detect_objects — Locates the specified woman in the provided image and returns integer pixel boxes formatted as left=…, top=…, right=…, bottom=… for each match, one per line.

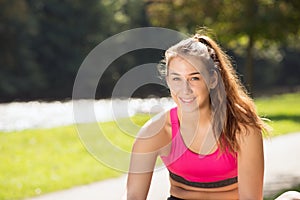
left=126, top=33, right=269, bottom=200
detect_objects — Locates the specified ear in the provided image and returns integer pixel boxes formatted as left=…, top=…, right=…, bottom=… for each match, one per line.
left=209, top=70, right=218, bottom=89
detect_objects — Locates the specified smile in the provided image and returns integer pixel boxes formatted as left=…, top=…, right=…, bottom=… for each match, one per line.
left=179, top=97, right=196, bottom=103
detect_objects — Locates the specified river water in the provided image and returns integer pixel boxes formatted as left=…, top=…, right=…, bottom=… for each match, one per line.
left=0, top=98, right=175, bottom=132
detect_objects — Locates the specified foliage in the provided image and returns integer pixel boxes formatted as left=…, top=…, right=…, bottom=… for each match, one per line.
left=146, top=0, right=300, bottom=91
left=146, top=0, right=300, bottom=43
left=0, top=0, right=44, bottom=98
left=28, top=0, right=114, bottom=98
left=0, top=0, right=151, bottom=102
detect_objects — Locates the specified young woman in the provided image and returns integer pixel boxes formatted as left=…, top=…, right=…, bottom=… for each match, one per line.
left=126, top=33, right=270, bottom=200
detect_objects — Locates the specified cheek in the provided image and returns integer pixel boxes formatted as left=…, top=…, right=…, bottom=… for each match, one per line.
left=170, top=91, right=180, bottom=104
left=170, top=90, right=178, bottom=99
left=168, top=82, right=182, bottom=95
left=192, top=82, right=209, bottom=94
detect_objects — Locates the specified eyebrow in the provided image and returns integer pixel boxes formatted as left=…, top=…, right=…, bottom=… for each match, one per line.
left=169, top=72, right=201, bottom=76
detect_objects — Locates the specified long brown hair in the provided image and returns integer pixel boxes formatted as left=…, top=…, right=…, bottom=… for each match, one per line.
left=159, top=32, right=270, bottom=153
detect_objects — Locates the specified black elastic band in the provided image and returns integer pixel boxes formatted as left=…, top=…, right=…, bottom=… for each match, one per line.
left=169, top=171, right=237, bottom=188
left=167, top=195, right=183, bottom=200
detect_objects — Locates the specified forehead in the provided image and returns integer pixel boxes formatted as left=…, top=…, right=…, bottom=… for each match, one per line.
left=168, top=56, right=207, bottom=75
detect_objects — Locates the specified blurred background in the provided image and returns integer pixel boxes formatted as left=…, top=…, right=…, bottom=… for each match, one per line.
left=1, top=0, right=300, bottom=102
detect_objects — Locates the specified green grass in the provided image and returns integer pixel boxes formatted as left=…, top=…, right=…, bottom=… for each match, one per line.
left=255, top=92, right=300, bottom=136
left=0, top=93, right=299, bottom=199
left=0, top=114, right=151, bottom=200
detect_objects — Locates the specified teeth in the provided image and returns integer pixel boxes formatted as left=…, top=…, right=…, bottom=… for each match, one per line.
left=180, top=98, right=195, bottom=103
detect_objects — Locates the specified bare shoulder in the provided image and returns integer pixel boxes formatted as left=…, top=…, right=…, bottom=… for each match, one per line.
left=138, top=110, right=170, bottom=138
left=133, top=110, right=172, bottom=154
left=236, top=125, right=263, bottom=147
left=236, top=124, right=263, bottom=154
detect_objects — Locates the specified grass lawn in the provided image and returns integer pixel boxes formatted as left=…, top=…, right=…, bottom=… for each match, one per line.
left=0, top=92, right=299, bottom=199
left=255, top=92, right=300, bottom=136
left=0, top=115, right=150, bottom=200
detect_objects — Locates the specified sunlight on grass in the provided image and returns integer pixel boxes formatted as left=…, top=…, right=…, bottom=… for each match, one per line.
left=0, top=113, right=152, bottom=200
left=100, top=114, right=151, bottom=150
left=255, top=93, right=300, bottom=136
left=0, top=125, right=121, bottom=199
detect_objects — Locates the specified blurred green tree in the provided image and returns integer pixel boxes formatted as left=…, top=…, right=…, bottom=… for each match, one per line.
left=96, top=0, right=155, bottom=99
left=0, top=0, right=45, bottom=100
left=1, top=0, right=299, bottom=101
left=28, top=0, right=114, bottom=99
left=146, top=0, right=300, bottom=93
left=0, top=0, right=155, bottom=101
left=0, top=0, right=116, bottom=101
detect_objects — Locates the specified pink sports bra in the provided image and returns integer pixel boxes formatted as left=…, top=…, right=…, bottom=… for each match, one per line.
left=160, top=107, right=238, bottom=188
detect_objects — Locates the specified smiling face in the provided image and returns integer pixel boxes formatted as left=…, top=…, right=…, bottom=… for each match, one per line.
left=167, top=56, right=211, bottom=113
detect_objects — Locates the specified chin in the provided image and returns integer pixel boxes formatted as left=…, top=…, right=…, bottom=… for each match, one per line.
left=178, top=101, right=199, bottom=113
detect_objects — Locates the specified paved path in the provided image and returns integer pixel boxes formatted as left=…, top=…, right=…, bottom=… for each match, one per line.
left=27, top=132, right=300, bottom=200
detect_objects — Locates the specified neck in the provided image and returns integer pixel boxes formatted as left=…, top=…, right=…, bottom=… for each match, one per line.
left=177, top=106, right=212, bottom=127
left=177, top=106, right=217, bottom=154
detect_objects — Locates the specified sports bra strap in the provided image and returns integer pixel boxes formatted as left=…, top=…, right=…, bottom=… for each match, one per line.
left=170, top=107, right=179, bottom=139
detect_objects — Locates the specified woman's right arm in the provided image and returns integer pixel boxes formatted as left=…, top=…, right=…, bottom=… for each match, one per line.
left=126, top=139, right=158, bottom=200
left=126, top=112, right=170, bottom=200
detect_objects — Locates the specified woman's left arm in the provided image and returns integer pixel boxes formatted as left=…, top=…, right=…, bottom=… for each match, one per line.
left=237, top=127, right=264, bottom=200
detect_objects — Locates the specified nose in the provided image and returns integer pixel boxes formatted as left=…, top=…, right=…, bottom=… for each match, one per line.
left=183, top=80, right=193, bottom=94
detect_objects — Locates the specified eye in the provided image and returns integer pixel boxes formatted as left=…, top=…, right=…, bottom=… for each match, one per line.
left=172, top=77, right=181, bottom=81
left=190, top=76, right=200, bottom=81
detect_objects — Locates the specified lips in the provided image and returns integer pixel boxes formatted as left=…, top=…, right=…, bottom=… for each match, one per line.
left=179, top=97, right=196, bottom=103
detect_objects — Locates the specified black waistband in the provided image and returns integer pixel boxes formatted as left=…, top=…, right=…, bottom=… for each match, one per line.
left=167, top=195, right=183, bottom=200
left=169, top=171, right=238, bottom=188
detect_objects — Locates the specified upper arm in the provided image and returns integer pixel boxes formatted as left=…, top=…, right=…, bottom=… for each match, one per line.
left=237, top=127, right=264, bottom=200
left=126, top=112, right=170, bottom=199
